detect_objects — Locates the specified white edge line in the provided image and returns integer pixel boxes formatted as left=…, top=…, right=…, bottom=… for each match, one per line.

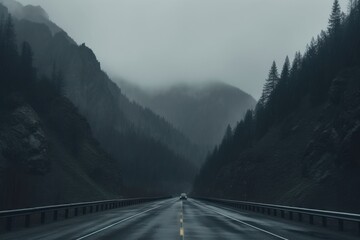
left=192, top=200, right=289, bottom=240
left=75, top=201, right=167, bottom=240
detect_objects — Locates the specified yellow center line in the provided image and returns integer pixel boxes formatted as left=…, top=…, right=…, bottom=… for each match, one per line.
left=180, top=227, right=184, bottom=236
left=179, top=201, right=185, bottom=240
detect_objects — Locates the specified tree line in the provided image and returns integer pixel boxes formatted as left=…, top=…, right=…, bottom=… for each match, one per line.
left=0, top=12, right=64, bottom=114
left=193, top=0, right=360, bottom=192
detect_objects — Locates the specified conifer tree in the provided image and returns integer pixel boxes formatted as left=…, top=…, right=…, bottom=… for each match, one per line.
left=52, top=63, right=65, bottom=95
left=20, top=41, right=35, bottom=90
left=4, top=16, right=17, bottom=57
left=223, top=124, right=233, bottom=142
left=262, top=61, right=279, bottom=104
left=328, top=0, right=342, bottom=35
left=290, top=52, right=302, bottom=78
left=280, top=56, right=290, bottom=82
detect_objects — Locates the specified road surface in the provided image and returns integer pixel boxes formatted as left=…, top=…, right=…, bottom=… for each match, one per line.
left=1, top=198, right=358, bottom=239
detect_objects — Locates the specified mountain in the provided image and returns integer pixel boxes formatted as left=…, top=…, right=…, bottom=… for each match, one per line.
left=0, top=0, right=199, bottom=195
left=193, top=1, right=360, bottom=213
left=117, top=80, right=256, bottom=147
left=0, top=0, right=65, bottom=36
left=0, top=5, right=123, bottom=209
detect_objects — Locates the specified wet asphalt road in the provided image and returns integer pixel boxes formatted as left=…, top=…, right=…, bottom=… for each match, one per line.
left=1, top=198, right=358, bottom=240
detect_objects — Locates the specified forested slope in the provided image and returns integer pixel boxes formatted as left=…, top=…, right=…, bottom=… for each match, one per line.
left=193, top=0, right=360, bottom=212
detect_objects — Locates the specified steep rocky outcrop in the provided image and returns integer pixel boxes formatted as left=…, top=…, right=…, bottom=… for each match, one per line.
left=0, top=105, right=49, bottom=175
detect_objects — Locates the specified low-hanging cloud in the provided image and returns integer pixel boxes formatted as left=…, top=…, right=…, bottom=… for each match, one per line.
left=18, top=0, right=348, bottom=99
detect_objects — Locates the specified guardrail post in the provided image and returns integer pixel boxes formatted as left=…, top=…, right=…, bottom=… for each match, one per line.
left=83, top=207, right=86, bottom=215
left=273, top=209, right=277, bottom=216
left=53, top=210, right=58, bottom=221
left=298, top=213, right=303, bottom=222
left=309, top=215, right=314, bottom=225
left=65, top=209, right=69, bottom=219
left=289, top=211, right=293, bottom=220
left=338, top=219, right=344, bottom=231
left=74, top=208, right=78, bottom=217
left=41, top=212, right=45, bottom=224
left=281, top=210, right=284, bottom=218
left=322, top=216, right=327, bottom=227
left=6, top=217, right=12, bottom=231
left=25, top=214, right=30, bottom=228
left=90, top=206, right=93, bottom=213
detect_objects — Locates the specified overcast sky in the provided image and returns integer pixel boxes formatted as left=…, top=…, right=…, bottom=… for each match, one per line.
left=18, top=0, right=348, bottom=99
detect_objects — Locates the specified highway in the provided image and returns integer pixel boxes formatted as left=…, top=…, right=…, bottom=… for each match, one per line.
left=1, top=198, right=358, bottom=240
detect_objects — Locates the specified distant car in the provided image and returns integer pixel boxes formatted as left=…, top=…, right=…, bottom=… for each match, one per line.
left=180, top=193, right=187, bottom=200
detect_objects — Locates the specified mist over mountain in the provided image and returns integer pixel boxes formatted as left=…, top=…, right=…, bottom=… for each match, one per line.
left=0, top=0, right=201, bottom=196
left=0, top=0, right=64, bottom=36
left=117, top=80, right=256, bottom=147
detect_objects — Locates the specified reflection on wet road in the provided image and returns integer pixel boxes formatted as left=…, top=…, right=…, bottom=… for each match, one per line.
left=1, top=198, right=358, bottom=240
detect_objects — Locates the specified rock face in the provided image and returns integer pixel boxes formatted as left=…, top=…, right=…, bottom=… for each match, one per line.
left=0, top=105, right=49, bottom=175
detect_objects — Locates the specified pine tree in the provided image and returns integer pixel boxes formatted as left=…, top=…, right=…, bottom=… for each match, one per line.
left=290, top=52, right=302, bottom=78
left=52, top=63, right=65, bottom=95
left=4, top=16, right=17, bottom=57
left=261, top=61, right=279, bottom=104
left=21, top=42, right=33, bottom=65
left=280, top=56, right=290, bottom=82
left=328, top=0, right=342, bottom=35
left=20, top=41, right=35, bottom=90
left=223, top=124, right=233, bottom=142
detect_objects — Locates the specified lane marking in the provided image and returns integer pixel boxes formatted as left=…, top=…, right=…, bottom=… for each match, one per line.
left=179, top=200, right=185, bottom=240
left=192, top=200, right=288, bottom=240
left=180, top=227, right=184, bottom=237
left=76, top=200, right=171, bottom=240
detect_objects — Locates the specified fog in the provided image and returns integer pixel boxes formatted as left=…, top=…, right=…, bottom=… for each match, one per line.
left=18, top=0, right=348, bottom=99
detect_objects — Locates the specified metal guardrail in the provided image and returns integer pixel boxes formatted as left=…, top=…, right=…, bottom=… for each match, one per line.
left=0, top=196, right=168, bottom=232
left=196, top=197, right=360, bottom=234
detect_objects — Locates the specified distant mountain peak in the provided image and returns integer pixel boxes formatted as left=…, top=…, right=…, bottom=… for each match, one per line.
left=22, top=4, right=49, bottom=20
left=116, top=79, right=256, bottom=146
left=0, top=0, right=63, bottom=35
